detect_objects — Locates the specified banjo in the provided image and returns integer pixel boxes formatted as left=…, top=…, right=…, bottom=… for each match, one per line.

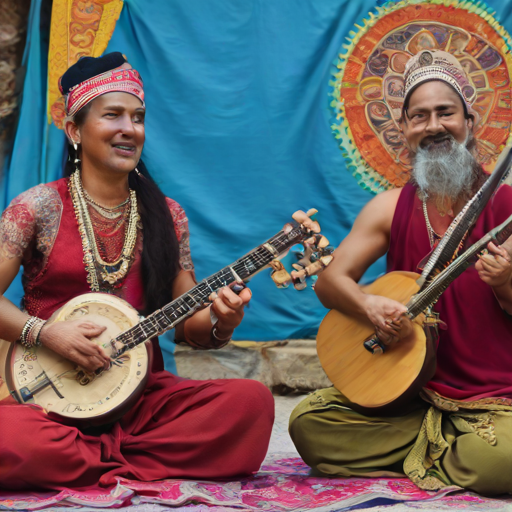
left=0, top=210, right=331, bottom=427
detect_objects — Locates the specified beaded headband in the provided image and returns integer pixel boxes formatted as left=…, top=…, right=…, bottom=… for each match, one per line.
left=62, top=66, right=145, bottom=118
left=403, top=50, right=475, bottom=112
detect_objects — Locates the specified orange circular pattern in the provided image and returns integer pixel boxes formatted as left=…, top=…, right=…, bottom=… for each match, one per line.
left=330, top=1, right=512, bottom=192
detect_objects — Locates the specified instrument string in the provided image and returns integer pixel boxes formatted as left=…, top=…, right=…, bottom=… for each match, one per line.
left=114, top=225, right=307, bottom=349
left=409, top=215, right=512, bottom=318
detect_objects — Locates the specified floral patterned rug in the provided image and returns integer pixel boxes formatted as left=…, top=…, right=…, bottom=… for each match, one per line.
left=2, top=396, right=512, bottom=511
left=2, top=453, right=511, bottom=511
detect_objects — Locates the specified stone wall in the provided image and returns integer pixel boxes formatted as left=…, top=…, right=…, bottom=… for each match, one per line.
left=175, top=339, right=331, bottom=393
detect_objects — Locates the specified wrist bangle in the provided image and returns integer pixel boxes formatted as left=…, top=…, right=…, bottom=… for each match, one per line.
left=211, top=326, right=232, bottom=347
left=19, top=316, right=46, bottom=349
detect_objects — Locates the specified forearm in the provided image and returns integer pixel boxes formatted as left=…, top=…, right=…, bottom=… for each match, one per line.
left=315, top=273, right=370, bottom=322
left=175, top=306, right=233, bottom=348
left=0, top=295, right=31, bottom=343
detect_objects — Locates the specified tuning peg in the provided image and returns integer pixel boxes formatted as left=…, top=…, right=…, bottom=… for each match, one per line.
left=291, top=269, right=308, bottom=290
left=319, top=254, right=334, bottom=267
left=302, top=236, right=316, bottom=246
left=316, top=235, right=330, bottom=249
left=292, top=209, right=321, bottom=233
left=269, top=259, right=292, bottom=288
left=302, top=254, right=333, bottom=278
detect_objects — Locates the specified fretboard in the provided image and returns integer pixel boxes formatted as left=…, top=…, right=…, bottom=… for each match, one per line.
left=407, top=213, right=512, bottom=319
left=113, top=221, right=309, bottom=352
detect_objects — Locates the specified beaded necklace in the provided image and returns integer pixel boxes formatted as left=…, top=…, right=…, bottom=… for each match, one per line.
left=69, top=169, right=140, bottom=291
left=422, top=198, right=467, bottom=263
left=422, top=199, right=442, bottom=248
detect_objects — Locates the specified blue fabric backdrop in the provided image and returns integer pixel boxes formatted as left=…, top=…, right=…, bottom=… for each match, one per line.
left=3, top=0, right=512, bottom=370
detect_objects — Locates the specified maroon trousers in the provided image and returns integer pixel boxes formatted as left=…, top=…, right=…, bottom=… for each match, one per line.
left=0, top=371, right=274, bottom=490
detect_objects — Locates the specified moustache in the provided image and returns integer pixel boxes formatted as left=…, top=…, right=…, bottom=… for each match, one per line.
left=419, top=134, right=454, bottom=150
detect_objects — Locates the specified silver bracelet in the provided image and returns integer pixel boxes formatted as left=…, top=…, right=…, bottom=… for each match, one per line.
left=211, top=326, right=232, bottom=343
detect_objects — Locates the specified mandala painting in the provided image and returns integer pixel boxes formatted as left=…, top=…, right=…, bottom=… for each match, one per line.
left=330, top=0, right=512, bottom=193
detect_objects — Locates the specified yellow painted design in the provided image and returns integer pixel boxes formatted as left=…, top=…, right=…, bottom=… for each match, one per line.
left=47, top=0, right=124, bottom=128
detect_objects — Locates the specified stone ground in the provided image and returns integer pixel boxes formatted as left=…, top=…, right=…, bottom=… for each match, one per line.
left=267, top=394, right=304, bottom=456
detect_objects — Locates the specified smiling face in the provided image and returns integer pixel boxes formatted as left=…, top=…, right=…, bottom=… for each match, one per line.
left=401, top=81, right=482, bottom=206
left=66, top=91, right=145, bottom=176
left=400, top=80, right=473, bottom=154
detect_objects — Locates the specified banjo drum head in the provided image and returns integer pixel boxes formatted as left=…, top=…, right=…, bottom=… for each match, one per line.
left=7, top=293, right=149, bottom=426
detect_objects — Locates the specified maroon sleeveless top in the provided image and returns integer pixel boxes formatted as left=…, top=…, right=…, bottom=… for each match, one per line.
left=388, top=182, right=512, bottom=400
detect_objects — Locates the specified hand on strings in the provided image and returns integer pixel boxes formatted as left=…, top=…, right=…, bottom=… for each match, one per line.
left=364, top=294, right=413, bottom=346
left=39, top=320, right=110, bottom=373
left=209, top=286, right=252, bottom=339
left=476, top=241, right=512, bottom=288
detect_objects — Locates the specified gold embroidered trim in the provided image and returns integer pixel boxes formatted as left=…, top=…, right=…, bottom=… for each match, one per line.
left=450, top=412, right=498, bottom=446
left=404, top=407, right=451, bottom=490
left=421, top=388, right=512, bottom=412
left=405, top=391, right=512, bottom=490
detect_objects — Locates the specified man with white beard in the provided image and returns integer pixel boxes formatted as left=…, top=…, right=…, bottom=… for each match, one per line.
left=289, top=50, right=512, bottom=494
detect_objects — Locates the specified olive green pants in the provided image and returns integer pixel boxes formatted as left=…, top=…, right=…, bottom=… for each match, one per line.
left=289, top=387, right=512, bottom=495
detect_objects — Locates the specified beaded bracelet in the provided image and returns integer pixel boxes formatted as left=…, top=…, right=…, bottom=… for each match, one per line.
left=19, top=316, right=46, bottom=348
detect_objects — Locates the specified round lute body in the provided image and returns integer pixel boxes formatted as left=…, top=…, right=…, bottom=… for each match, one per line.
left=1, top=293, right=149, bottom=427
left=317, top=271, right=437, bottom=416
left=0, top=210, right=332, bottom=427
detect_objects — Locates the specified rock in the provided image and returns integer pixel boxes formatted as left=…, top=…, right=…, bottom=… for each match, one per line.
left=175, top=339, right=331, bottom=393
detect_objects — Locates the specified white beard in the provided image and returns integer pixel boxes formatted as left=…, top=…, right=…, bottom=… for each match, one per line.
left=412, top=135, right=478, bottom=203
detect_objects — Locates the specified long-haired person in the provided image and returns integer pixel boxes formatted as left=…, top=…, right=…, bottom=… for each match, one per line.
left=0, top=52, right=273, bottom=490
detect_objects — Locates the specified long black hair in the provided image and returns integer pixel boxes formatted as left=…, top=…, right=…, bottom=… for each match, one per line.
left=64, top=107, right=181, bottom=316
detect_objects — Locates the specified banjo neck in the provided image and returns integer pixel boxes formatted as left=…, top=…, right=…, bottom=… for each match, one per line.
left=113, top=221, right=309, bottom=354
left=3, top=209, right=331, bottom=427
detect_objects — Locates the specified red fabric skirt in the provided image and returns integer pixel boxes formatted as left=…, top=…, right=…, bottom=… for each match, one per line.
left=0, top=371, right=274, bottom=490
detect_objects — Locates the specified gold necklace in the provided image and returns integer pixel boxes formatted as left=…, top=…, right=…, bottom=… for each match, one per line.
left=83, top=188, right=130, bottom=219
left=69, top=170, right=140, bottom=290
